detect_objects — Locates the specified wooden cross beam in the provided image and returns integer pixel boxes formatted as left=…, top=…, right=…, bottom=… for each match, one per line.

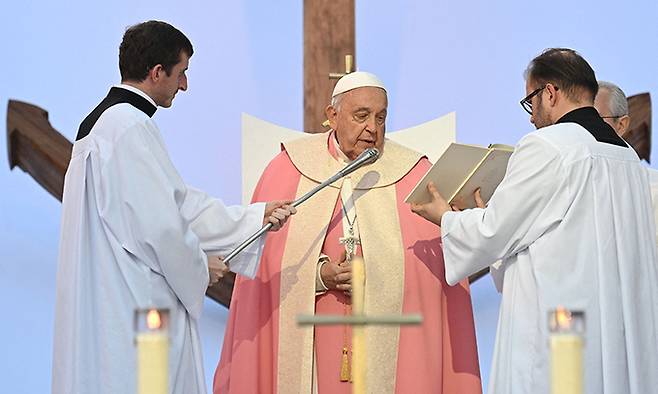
left=7, top=100, right=72, bottom=200
left=625, top=93, right=652, bottom=163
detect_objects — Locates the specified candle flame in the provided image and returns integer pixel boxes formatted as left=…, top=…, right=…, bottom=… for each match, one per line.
left=146, top=309, right=162, bottom=330
left=555, top=306, right=572, bottom=330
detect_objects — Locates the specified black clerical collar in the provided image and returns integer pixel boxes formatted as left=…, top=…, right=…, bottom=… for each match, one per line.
left=555, top=106, right=628, bottom=147
left=76, top=87, right=157, bottom=141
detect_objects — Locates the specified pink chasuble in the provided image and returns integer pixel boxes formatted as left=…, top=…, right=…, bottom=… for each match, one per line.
left=215, top=132, right=481, bottom=394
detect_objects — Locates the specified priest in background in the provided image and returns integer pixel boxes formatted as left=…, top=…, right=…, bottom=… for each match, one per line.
left=215, top=72, right=482, bottom=393
left=412, top=48, right=658, bottom=393
left=53, top=21, right=295, bottom=394
left=594, top=80, right=658, bottom=247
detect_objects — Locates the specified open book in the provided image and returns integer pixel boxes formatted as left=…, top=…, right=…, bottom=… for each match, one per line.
left=405, top=143, right=514, bottom=209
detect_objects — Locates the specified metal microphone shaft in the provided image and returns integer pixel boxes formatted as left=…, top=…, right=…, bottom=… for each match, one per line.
left=223, top=147, right=379, bottom=265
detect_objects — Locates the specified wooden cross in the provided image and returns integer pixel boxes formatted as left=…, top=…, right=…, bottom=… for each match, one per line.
left=297, top=257, right=423, bottom=394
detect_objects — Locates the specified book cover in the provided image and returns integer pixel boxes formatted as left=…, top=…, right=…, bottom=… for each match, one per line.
left=405, top=142, right=513, bottom=209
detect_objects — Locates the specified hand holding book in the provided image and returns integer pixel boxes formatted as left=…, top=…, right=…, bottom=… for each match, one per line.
left=451, top=187, right=487, bottom=210
left=410, top=182, right=486, bottom=226
left=405, top=142, right=513, bottom=210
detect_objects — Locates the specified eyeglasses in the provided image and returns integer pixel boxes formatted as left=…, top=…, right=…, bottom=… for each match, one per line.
left=520, top=86, right=545, bottom=114
left=601, top=114, right=627, bottom=119
left=520, top=84, right=559, bottom=115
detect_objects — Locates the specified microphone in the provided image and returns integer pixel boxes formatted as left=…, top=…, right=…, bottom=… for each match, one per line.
left=223, top=147, right=380, bottom=265
left=335, top=147, right=380, bottom=179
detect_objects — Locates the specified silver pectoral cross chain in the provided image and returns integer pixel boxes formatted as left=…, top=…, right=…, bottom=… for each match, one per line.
left=339, top=182, right=359, bottom=263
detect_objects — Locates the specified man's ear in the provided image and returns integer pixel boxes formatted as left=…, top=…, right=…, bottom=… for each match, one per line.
left=325, top=105, right=338, bottom=130
left=546, top=83, right=559, bottom=107
left=147, top=64, right=164, bottom=83
left=618, top=114, right=631, bottom=137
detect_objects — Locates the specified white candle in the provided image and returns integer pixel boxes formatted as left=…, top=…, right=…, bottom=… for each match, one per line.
left=351, top=257, right=366, bottom=394
left=135, top=309, right=169, bottom=394
left=549, top=307, right=584, bottom=394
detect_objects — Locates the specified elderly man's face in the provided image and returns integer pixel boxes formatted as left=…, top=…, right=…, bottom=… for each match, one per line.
left=326, top=87, right=387, bottom=161
left=594, top=88, right=629, bottom=136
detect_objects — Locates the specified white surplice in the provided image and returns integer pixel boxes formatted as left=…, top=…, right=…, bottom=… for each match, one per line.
left=441, top=122, right=658, bottom=393
left=648, top=168, right=658, bottom=247
left=52, top=95, right=265, bottom=394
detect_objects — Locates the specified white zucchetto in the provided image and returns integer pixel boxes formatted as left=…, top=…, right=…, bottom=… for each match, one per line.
left=332, top=71, right=386, bottom=98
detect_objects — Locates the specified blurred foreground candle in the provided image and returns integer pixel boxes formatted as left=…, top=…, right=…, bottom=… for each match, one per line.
left=548, top=307, right=584, bottom=394
left=135, top=308, right=169, bottom=394
left=351, top=257, right=366, bottom=394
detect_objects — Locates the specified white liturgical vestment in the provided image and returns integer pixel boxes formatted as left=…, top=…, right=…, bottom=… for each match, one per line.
left=52, top=86, right=265, bottom=394
left=441, top=110, right=658, bottom=394
left=647, top=168, right=658, bottom=246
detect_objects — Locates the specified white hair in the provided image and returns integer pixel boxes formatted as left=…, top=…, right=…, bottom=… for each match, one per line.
left=598, top=81, right=629, bottom=117
left=331, top=92, right=344, bottom=109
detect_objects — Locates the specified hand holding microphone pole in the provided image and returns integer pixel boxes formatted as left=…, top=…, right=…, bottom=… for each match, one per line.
left=263, top=201, right=298, bottom=231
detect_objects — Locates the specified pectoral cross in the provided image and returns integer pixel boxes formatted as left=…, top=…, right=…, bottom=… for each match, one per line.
left=339, top=225, right=360, bottom=263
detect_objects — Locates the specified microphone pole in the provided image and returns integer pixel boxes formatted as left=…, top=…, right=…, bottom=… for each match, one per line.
left=223, top=147, right=380, bottom=265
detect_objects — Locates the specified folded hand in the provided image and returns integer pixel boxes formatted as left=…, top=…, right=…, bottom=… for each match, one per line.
left=320, top=250, right=352, bottom=295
